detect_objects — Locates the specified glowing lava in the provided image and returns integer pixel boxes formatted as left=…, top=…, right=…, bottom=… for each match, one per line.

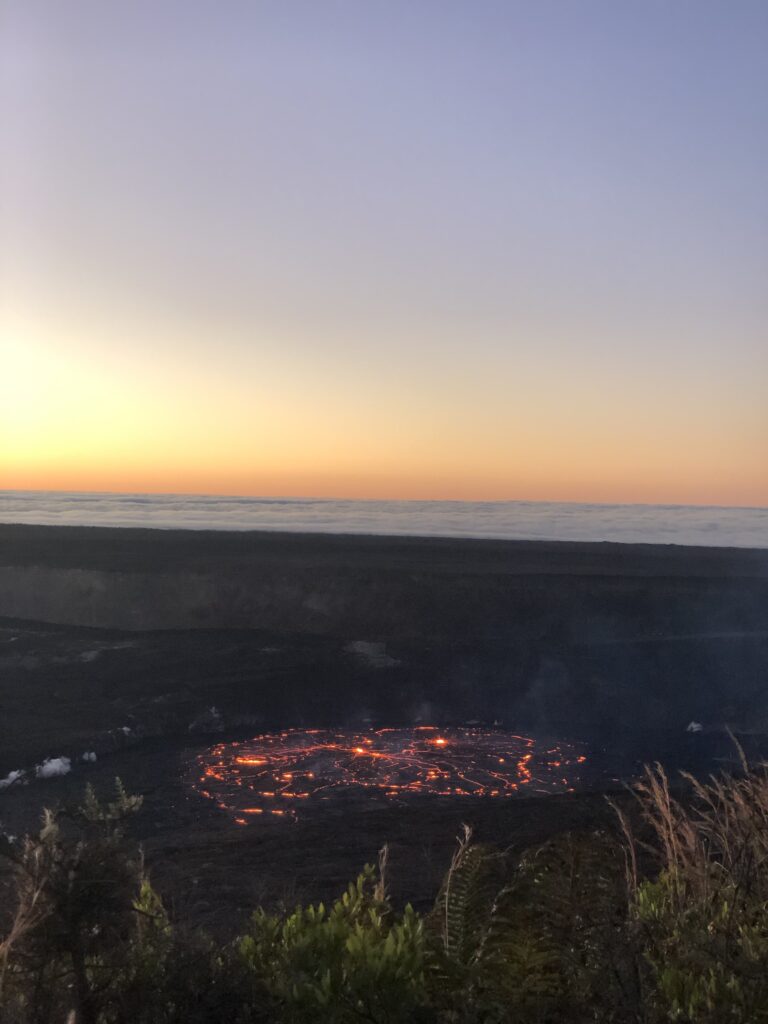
left=192, top=727, right=591, bottom=825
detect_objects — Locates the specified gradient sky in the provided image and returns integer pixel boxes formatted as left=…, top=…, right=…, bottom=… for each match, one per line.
left=2, top=0, right=767, bottom=504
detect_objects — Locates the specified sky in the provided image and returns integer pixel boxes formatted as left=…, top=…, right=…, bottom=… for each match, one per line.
left=1, top=0, right=766, bottom=505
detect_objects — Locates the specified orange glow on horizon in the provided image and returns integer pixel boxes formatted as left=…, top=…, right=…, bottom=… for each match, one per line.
left=3, top=474, right=766, bottom=508
left=2, top=320, right=766, bottom=508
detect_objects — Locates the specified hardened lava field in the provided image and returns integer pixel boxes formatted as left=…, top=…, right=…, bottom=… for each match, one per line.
left=193, top=727, right=590, bottom=825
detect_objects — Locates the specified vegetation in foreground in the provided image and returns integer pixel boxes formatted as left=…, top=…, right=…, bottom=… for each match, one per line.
left=3, top=755, right=768, bottom=1023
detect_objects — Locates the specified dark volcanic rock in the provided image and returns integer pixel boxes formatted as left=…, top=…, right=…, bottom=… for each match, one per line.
left=0, top=525, right=766, bottom=640
left=1, top=527, right=767, bottom=917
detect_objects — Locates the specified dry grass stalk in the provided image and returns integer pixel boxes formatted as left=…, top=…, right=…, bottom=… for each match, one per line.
left=616, top=749, right=768, bottom=909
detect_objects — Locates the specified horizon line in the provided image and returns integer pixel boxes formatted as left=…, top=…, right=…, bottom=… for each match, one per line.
left=2, top=487, right=766, bottom=514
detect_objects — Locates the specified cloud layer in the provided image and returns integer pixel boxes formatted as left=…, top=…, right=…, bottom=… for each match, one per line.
left=1, top=491, right=766, bottom=548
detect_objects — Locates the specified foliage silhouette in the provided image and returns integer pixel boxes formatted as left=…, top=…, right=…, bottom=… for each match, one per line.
left=4, top=761, right=768, bottom=1022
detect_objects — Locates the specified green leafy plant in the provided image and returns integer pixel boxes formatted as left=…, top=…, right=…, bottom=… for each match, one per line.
left=239, top=850, right=432, bottom=1023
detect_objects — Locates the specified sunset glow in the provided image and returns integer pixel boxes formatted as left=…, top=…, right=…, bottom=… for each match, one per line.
left=2, top=2, right=766, bottom=506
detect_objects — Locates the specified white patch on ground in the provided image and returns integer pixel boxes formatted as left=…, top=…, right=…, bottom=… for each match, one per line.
left=81, top=751, right=97, bottom=762
left=36, top=757, right=72, bottom=779
left=686, top=721, right=703, bottom=733
left=0, top=769, right=25, bottom=790
left=80, top=650, right=100, bottom=663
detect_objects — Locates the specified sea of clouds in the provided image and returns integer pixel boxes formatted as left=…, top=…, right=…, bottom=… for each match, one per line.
left=1, top=491, right=766, bottom=548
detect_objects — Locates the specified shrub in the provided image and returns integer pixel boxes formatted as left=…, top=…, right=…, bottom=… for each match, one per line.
left=238, top=851, right=432, bottom=1024
left=0, top=781, right=143, bottom=1024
